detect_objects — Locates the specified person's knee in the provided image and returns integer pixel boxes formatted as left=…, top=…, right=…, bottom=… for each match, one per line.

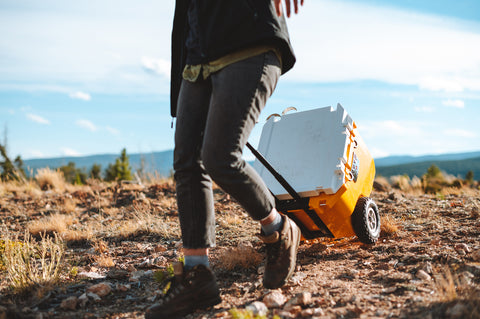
left=202, top=148, right=240, bottom=182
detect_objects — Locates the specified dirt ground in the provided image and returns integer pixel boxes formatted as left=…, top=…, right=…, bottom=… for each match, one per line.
left=0, top=180, right=479, bottom=319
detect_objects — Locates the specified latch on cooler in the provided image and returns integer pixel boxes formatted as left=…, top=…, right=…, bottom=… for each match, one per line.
left=344, top=121, right=360, bottom=183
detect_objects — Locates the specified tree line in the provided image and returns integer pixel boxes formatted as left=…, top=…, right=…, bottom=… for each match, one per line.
left=0, top=145, right=133, bottom=184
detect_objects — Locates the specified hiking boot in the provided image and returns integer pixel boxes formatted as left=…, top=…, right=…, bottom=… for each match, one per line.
left=145, top=262, right=221, bottom=319
left=258, top=214, right=301, bottom=289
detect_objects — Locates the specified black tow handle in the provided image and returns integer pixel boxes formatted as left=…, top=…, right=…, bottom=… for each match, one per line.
left=246, top=142, right=301, bottom=201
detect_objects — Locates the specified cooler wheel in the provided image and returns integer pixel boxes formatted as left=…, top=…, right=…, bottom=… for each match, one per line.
left=352, top=197, right=380, bottom=244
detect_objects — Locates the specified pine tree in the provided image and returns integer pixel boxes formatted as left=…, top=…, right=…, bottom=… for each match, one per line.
left=0, top=144, right=25, bottom=181
left=89, top=164, right=102, bottom=180
left=58, top=162, right=87, bottom=185
left=104, top=148, right=132, bottom=182
left=466, top=170, right=474, bottom=184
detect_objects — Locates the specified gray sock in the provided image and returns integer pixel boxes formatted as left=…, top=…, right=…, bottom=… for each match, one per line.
left=184, top=255, right=209, bottom=270
left=261, top=212, right=283, bottom=236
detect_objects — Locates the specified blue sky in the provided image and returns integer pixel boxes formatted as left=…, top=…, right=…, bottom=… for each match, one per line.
left=1, top=0, right=479, bottom=160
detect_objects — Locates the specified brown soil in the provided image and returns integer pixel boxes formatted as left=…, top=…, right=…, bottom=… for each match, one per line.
left=1, top=181, right=479, bottom=319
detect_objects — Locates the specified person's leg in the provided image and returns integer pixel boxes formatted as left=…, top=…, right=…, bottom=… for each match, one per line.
left=146, top=78, right=221, bottom=319
left=173, top=78, right=216, bottom=267
left=201, top=51, right=280, bottom=221
left=201, top=51, right=300, bottom=289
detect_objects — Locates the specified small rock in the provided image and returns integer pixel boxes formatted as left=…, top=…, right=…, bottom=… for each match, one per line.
left=422, top=261, right=433, bottom=274
left=300, top=307, right=325, bottom=317
left=458, top=271, right=474, bottom=286
left=154, top=256, right=168, bottom=266
left=472, top=250, right=480, bottom=262
left=87, top=282, right=111, bottom=297
left=263, top=291, right=286, bottom=308
left=129, top=270, right=145, bottom=282
left=257, top=266, right=265, bottom=275
left=287, top=292, right=312, bottom=306
left=416, top=269, right=432, bottom=281
left=272, top=310, right=295, bottom=318
left=455, top=243, right=471, bottom=253
left=284, top=305, right=302, bottom=315
left=465, top=263, right=480, bottom=275
left=138, top=258, right=154, bottom=268
left=86, top=292, right=101, bottom=302
left=60, top=296, right=78, bottom=310
left=289, top=272, right=307, bottom=284
left=107, top=268, right=129, bottom=279
left=78, top=293, right=89, bottom=308
left=382, top=286, right=397, bottom=294
left=246, top=301, right=268, bottom=316
left=446, top=303, right=468, bottom=318
left=78, top=271, right=106, bottom=279
left=116, top=283, right=131, bottom=292
left=154, top=244, right=167, bottom=253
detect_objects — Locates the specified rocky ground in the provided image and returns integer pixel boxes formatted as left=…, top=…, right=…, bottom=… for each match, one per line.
left=0, top=180, right=479, bottom=319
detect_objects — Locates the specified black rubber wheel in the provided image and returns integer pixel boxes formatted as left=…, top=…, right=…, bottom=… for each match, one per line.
left=351, top=197, right=380, bottom=244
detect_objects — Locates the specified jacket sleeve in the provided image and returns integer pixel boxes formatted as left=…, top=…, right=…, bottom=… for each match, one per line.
left=170, top=0, right=189, bottom=118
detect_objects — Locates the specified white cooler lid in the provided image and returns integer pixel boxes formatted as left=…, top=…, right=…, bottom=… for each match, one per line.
left=253, top=104, right=354, bottom=199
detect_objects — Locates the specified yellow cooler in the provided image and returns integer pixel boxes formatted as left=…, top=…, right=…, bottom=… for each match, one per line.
left=251, top=104, right=380, bottom=244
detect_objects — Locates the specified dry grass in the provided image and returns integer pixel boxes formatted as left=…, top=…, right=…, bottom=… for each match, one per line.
left=431, top=265, right=480, bottom=319
left=35, top=168, right=66, bottom=192
left=91, top=240, right=115, bottom=268
left=216, top=242, right=263, bottom=270
left=93, top=255, right=116, bottom=268
left=390, top=175, right=412, bottom=192
left=380, top=215, right=399, bottom=237
left=27, top=213, right=76, bottom=237
left=218, top=212, right=244, bottom=228
left=62, top=197, right=78, bottom=214
left=440, top=186, right=479, bottom=197
left=116, top=210, right=180, bottom=239
left=433, top=266, right=458, bottom=302
left=62, top=227, right=96, bottom=243
left=0, top=180, right=43, bottom=198
left=2, top=231, right=65, bottom=292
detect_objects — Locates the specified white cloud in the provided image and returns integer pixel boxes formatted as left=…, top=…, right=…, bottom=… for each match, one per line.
left=76, top=119, right=97, bottom=132
left=414, top=106, right=435, bottom=113
left=141, top=56, right=170, bottom=77
left=443, top=129, right=476, bottom=138
left=442, top=99, right=465, bottom=108
left=418, top=77, right=464, bottom=92
left=0, top=1, right=174, bottom=95
left=28, top=150, right=45, bottom=158
left=364, top=120, right=423, bottom=137
left=26, top=113, right=50, bottom=125
left=106, top=126, right=120, bottom=136
left=69, top=91, right=91, bottom=101
left=370, top=147, right=390, bottom=159
left=61, top=147, right=81, bottom=157
left=285, top=1, right=480, bottom=91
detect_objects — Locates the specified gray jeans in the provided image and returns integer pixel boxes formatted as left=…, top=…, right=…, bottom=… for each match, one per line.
left=174, top=51, right=281, bottom=249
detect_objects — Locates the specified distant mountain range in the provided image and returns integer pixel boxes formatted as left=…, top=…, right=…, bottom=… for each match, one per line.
left=23, top=150, right=174, bottom=178
left=374, top=151, right=480, bottom=167
left=375, top=150, right=480, bottom=179
left=23, top=149, right=480, bottom=180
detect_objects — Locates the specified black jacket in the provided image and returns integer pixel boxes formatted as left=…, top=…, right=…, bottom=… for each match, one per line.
left=170, top=0, right=296, bottom=117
